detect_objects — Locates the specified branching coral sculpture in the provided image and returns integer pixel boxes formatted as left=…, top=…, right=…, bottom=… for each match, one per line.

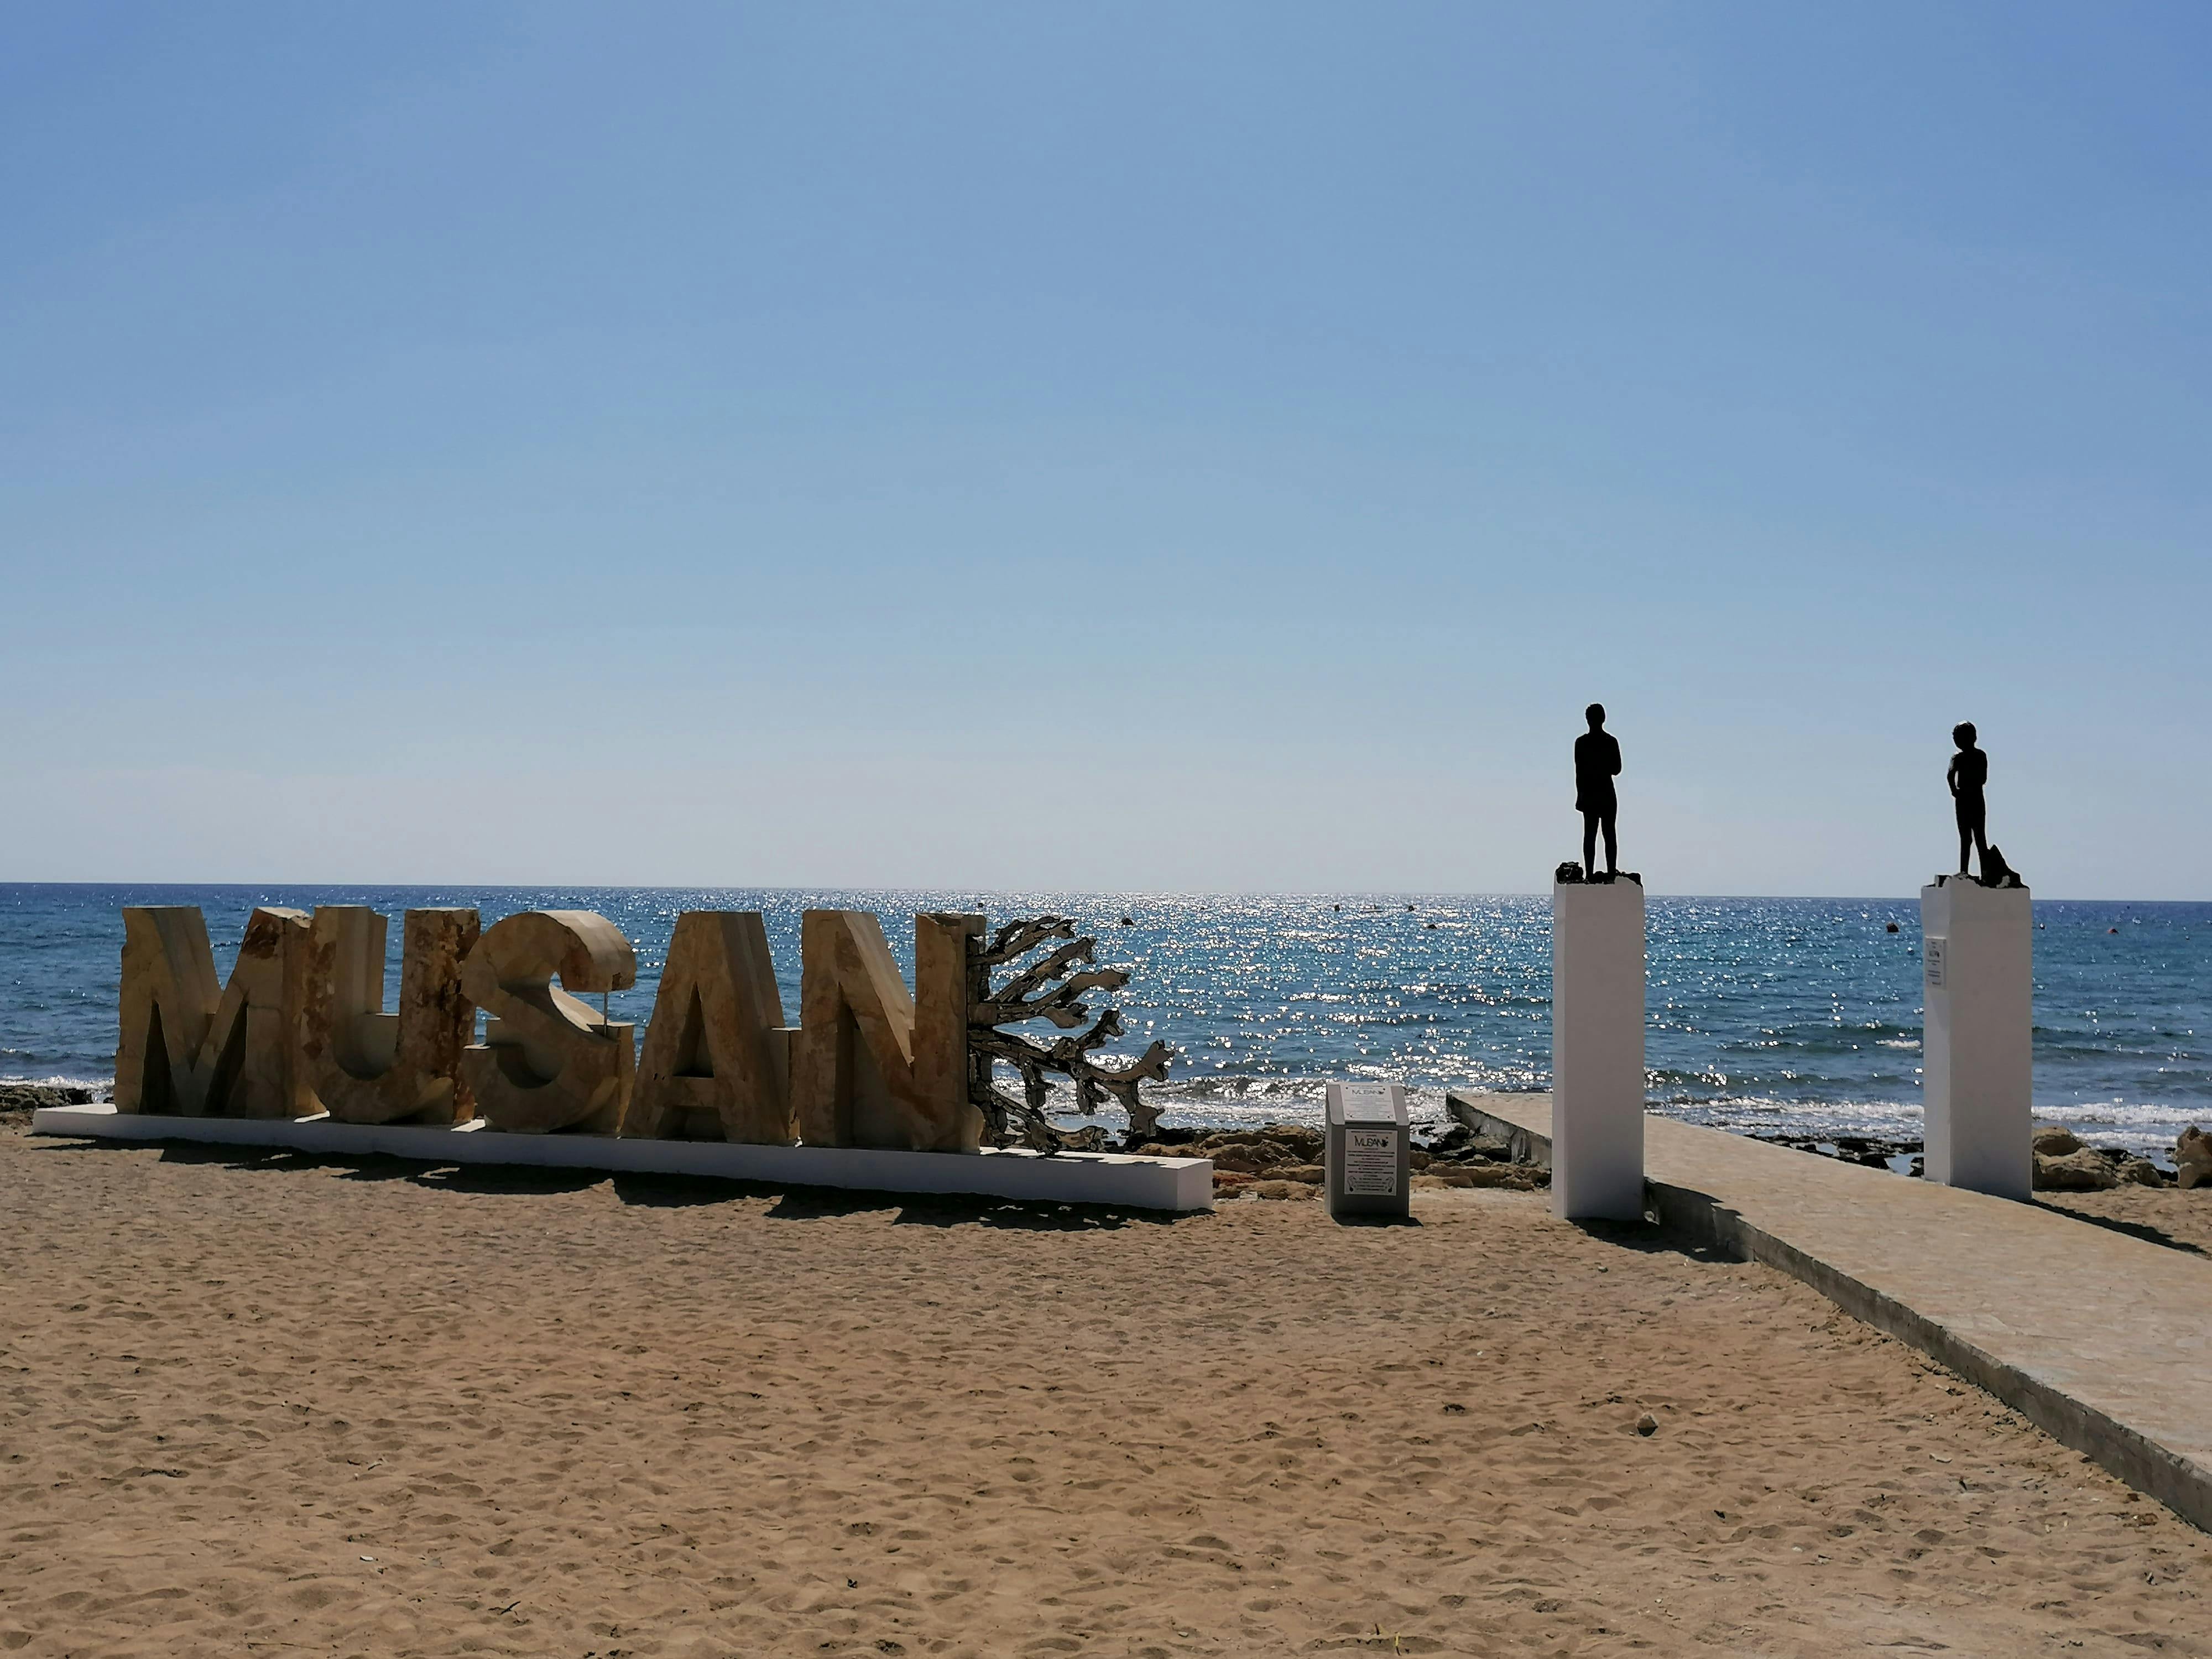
left=967, top=917, right=1173, bottom=1152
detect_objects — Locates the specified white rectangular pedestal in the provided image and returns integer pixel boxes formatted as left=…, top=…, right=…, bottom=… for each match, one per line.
left=1921, top=878, right=2032, bottom=1200
left=1551, top=880, right=1646, bottom=1221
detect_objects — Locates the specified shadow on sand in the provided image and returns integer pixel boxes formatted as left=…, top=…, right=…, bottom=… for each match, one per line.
left=1568, top=1210, right=1738, bottom=1265
left=1324, top=1211, right=1423, bottom=1228
left=32, top=1133, right=1194, bottom=1232
left=2034, top=1198, right=2206, bottom=1258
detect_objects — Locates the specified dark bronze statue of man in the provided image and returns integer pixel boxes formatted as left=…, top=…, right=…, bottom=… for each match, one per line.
left=1948, top=721, right=1990, bottom=879
left=1575, top=703, right=1621, bottom=879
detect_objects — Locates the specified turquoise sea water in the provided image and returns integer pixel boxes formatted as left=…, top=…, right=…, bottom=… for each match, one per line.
left=3, top=884, right=2206, bottom=1161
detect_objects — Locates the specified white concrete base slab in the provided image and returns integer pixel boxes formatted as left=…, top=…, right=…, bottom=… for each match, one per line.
left=31, top=1106, right=1214, bottom=1213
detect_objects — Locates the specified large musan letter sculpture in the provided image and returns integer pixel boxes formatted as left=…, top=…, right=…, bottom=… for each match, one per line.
left=624, top=910, right=798, bottom=1144
left=302, top=906, right=481, bottom=1124
left=115, top=905, right=313, bottom=1119
left=459, top=910, right=638, bottom=1134
left=793, top=910, right=983, bottom=1151
left=113, top=904, right=1172, bottom=1152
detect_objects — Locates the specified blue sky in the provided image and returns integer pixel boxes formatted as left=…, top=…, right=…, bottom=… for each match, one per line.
left=3, top=4, right=2206, bottom=895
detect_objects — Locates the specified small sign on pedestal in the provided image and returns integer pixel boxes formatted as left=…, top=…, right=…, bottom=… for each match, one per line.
left=1552, top=879, right=1646, bottom=1221
left=1921, top=875, right=2032, bottom=1200
left=1324, top=1081, right=1409, bottom=1220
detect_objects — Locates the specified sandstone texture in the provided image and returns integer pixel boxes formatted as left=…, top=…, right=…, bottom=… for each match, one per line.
left=114, top=905, right=313, bottom=1119
left=302, top=906, right=480, bottom=1125
left=626, top=910, right=798, bottom=1145
left=792, top=910, right=982, bottom=1152
left=459, top=910, right=637, bottom=1135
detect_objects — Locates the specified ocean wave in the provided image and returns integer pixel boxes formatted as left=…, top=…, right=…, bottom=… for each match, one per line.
left=0, top=1071, right=111, bottom=1091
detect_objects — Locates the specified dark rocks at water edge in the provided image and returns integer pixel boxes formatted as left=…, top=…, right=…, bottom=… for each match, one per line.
left=1754, top=1133, right=1924, bottom=1175
left=1414, top=1120, right=1550, bottom=1183
left=1756, top=1122, right=2185, bottom=1190
left=1130, top=1120, right=1547, bottom=1198
left=0, top=1083, right=100, bottom=1123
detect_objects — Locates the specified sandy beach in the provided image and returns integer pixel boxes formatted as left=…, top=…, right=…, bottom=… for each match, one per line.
left=2035, top=1185, right=2212, bottom=1260
left=2, top=1120, right=2204, bottom=1657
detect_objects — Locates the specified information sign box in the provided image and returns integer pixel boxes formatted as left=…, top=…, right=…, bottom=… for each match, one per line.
left=1324, top=1081, right=1409, bottom=1220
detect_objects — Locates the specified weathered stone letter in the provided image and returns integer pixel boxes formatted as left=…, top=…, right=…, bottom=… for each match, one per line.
left=792, top=910, right=983, bottom=1151
left=624, top=911, right=797, bottom=1144
left=303, top=907, right=481, bottom=1125
left=458, top=910, right=637, bottom=1134
left=114, top=906, right=313, bottom=1119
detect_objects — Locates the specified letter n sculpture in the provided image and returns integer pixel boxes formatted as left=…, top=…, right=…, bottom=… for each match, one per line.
left=793, top=910, right=982, bottom=1151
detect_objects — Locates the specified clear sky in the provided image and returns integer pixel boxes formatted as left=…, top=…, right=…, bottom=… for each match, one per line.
left=3, top=4, right=2206, bottom=896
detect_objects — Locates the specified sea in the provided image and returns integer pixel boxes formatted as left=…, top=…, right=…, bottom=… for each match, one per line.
left=4, top=884, right=2206, bottom=1166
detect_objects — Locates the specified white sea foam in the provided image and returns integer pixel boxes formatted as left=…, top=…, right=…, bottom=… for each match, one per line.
left=0, top=1072, right=109, bottom=1092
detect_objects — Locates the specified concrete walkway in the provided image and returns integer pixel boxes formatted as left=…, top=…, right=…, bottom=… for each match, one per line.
left=1448, top=1090, right=2212, bottom=1532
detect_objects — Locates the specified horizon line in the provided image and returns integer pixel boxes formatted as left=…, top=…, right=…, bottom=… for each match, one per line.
left=0, top=879, right=2200, bottom=907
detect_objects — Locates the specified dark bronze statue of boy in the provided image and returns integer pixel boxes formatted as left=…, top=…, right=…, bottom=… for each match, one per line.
left=1948, top=721, right=1990, bottom=880
left=1575, top=703, right=1622, bottom=880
